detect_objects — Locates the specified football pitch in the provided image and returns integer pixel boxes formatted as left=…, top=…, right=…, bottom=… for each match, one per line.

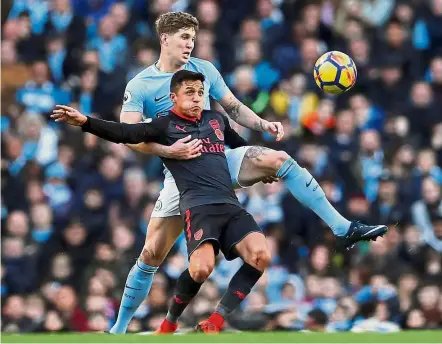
left=2, top=331, right=442, bottom=344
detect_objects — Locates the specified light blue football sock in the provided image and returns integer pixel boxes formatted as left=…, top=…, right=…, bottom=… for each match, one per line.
left=276, top=158, right=351, bottom=236
left=110, top=259, right=158, bottom=334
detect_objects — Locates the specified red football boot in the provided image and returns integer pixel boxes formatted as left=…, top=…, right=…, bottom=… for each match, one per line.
left=195, top=312, right=224, bottom=334
left=154, top=318, right=178, bottom=335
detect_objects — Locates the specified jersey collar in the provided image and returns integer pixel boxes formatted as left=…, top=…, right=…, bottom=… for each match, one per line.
left=170, top=108, right=201, bottom=122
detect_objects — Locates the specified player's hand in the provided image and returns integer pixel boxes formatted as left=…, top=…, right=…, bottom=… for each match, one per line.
left=51, top=105, right=87, bottom=126
left=262, top=176, right=279, bottom=184
left=166, top=135, right=202, bottom=160
left=262, top=120, right=284, bottom=141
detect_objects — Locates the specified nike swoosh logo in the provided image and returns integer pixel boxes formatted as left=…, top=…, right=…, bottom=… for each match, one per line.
left=125, top=284, right=142, bottom=291
left=361, top=225, right=386, bottom=237
left=306, top=177, right=313, bottom=187
left=154, top=95, right=167, bottom=102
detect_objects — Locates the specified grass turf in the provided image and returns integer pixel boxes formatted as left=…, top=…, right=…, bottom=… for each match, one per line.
left=2, top=331, right=442, bottom=343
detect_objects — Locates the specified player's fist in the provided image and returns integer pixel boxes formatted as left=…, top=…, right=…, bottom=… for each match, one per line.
left=262, top=120, right=284, bottom=141
left=51, top=105, right=87, bottom=126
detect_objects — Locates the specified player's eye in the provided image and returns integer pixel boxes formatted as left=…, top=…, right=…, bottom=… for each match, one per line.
left=198, top=91, right=203, bottom=96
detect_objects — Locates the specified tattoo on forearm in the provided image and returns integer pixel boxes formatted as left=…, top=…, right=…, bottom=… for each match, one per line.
left=224, top=98, right=267, bottom=131
left=245, top=146, right=271, bottom=161
left=224, top=100, right=242, bottom=122
left=253, top=119, right=265, bottom=132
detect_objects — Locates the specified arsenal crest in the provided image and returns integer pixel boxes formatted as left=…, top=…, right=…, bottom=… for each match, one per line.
left=194, top=228, right=204, bottom=241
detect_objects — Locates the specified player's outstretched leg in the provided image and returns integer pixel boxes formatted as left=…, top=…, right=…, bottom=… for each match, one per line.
left=196, top=232, right=270, bottom=333
left=110, top=216, right=183, bottom=334
left=236, top=147, right=387, bottom=247
left=156, top=242, right=215, bottom=334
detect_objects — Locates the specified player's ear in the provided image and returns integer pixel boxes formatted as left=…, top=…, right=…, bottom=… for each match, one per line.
left=170, top=92, right=176, bottom=103
left=160, top=33, right=168, bottom=46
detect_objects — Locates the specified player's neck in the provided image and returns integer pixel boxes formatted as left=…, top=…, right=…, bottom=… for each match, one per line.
left=171, top=107, right=201, bottom=122
left=156, top=55, right=184, bottom=73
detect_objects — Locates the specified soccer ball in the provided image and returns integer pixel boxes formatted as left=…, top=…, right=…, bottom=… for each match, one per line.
left=313, top=51, right=357, bottom=95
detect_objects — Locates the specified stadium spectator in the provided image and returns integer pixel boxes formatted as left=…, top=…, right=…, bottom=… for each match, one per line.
left=2, top=0, right=442, bottom=334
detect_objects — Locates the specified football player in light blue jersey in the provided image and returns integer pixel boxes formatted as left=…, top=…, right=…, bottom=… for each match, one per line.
left=122, top=54, right=229, bottom=119
left=109, top=12, right=387, bottom=334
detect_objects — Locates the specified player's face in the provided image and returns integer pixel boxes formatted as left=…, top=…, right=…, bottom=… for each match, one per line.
left=165, top=28, right=196, bottom=65
left=171, top=80, right=204, bottom=118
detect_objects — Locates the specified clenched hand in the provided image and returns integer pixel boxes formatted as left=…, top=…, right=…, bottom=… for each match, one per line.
left=262, top=121, right=284, bottom=141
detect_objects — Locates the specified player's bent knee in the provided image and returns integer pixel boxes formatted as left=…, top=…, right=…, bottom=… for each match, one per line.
left=139, top=216, right=182, bottom=267
left=140, top=245, right=165, bottom=267
left=247, top=247, right=271, bottom=271
left=188, top=242, right=216, bottom=283
left=271, top=151, right=290, bottom=170
left=250, top=149, right=290, bottom=173
left=189, top=264, right=213, bottom=283
left=189, top=257, right=215, bottom=283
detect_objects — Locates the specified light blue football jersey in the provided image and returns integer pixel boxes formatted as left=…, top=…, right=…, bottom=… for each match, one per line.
left=121, top=57, right=228, bottom=120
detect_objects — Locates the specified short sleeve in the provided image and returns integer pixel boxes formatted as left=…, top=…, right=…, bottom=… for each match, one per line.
left=205, top=61, right=229, bottom=101
left=121, top=78, right=145, bottom=113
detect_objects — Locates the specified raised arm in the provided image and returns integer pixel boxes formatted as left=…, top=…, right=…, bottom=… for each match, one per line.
left=218, top=90, right=283, bottom=141
left=204, top=60, right=284, bottom=141
left=52, top=105, right=160, bottom=144
left=83, top=117, right=156, bottom=144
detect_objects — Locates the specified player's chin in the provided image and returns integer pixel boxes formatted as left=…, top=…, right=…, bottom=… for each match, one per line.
left=180, top=55, right=190, bottom=64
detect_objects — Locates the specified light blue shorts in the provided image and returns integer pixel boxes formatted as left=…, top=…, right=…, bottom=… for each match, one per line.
left=151, top=146, right=251, bottom=218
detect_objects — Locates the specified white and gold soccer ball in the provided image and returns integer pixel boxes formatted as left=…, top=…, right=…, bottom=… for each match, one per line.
left=313, top=51, right=357, bottom=95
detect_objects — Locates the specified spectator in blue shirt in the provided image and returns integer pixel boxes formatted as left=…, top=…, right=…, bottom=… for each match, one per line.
left=46, top=35, right=67, bottom=85
left=256, top=0, right=284, bottom=35
left=126, top=41, right=158, bottom=82
left=240, top=40, right=280, bottom=91
left=30, top=203, right=54, bottom=244
left=413, top=0, right=442, bottom=55
left=87, top=15, right=128, bottom=73
left=359, top=130, right=384, bottom=203
left=8, top=0, right=49, bottom=35
left=44, top=0, right=86, bottom=53
left=109, top=1, right=149, bottom=42
left=43, top=162, right=73, bottom=223
left=71, top=67, right=98, bottom=116
left=411, top=177, right=442, bottom=252
left=16, top=61, right=71, bottom=114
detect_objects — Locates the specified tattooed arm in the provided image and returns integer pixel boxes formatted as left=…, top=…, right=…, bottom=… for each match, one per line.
left=218, top=90, right=284, bottom=141
left=218, top=91, right=266, bottom=131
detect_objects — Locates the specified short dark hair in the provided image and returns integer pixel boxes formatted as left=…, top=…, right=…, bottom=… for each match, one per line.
left=170, top=70, right=205, bottom=93
left=155, top=12, right=199, bottom=37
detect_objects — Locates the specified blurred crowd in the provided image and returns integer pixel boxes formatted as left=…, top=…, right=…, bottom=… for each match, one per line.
left=2, top=0, right=442, bottom=334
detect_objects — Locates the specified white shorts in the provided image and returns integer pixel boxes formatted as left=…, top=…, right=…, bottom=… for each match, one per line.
left=151, top=146, right=251, bottom=218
